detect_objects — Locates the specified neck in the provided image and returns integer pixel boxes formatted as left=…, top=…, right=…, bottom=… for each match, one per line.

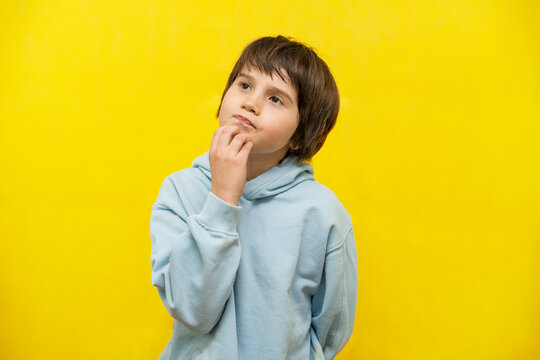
left=245, top=151, right=289, bottom=180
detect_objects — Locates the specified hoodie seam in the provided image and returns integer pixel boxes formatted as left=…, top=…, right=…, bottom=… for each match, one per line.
left=193, top=215, right=238, bottom=238
left=243, top=170, right=291, bottom=199
left=193, top=152, right=314, bottom=200
left=326, top=226, right=353, bottom=255
left=244, top=170, right=314, bottom=199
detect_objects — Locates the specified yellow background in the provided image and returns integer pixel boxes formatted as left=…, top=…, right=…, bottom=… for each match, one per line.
left=1, top=1, right=539, bottom=359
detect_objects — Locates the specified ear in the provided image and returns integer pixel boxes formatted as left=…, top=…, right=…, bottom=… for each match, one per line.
left=289, top=140, right=300, bottom=151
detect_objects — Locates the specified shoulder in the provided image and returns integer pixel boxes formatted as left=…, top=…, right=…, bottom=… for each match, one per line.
left=153, top=167, right=211, bottom=215
left=155, top=168, right=203, bottom=197
left=298, top=180, right=350, bottom=220
left=165, top=167, right=209, bottom=188
left=164, top=153, right=212, bottom=191
left=292, top=180, right=353, bottom=250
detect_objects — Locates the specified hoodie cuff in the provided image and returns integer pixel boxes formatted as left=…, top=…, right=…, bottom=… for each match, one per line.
left=195, top=191, right=242, bottom=234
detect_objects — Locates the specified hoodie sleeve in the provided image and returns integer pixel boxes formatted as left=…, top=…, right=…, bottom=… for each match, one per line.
left=310, top=226, right=358, bottom=360
left=150, top=176, right=242, bottom=334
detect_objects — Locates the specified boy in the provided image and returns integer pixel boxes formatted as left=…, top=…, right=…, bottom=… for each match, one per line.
left=150, top=35, right=358, bottom=360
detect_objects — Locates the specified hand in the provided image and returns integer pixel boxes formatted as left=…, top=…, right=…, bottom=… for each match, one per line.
left=209, top=125, right=253, bottom=206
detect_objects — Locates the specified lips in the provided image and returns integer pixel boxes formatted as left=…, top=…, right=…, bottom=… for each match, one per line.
left=234, top=115, right=255, bottom=128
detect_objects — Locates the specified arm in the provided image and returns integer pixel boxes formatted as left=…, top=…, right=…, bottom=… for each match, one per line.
left=310, top=226, right=358, bottom=359
left=150, top=125, right=252, bottom=334
left=150, top=179, right=242, bottom=334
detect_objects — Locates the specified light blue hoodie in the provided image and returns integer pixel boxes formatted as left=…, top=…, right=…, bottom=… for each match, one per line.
left=150, top=152, right=358, bottom=360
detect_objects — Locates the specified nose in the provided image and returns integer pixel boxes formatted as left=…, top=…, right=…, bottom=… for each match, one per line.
left=241, top=93, right=260, bottom=115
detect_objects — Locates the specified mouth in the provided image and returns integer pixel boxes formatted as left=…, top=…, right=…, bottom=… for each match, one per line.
left=234, top=115, right=255, bottom=128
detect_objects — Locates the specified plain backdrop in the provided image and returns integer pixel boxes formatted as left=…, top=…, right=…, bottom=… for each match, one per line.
left=1, top=1, right=539, bottom=359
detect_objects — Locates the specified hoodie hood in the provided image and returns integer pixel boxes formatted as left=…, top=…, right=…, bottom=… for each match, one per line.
left=192, top=152, right=315, bottom=200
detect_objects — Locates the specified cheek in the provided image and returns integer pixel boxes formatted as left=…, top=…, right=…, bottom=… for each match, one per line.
left=219, top=91, right=233, bottom=113
left=269, top=120, right=297, bottom=141
left=218, top=99, right=232, bottom=123
left=285, top=115, right=300, bottom=136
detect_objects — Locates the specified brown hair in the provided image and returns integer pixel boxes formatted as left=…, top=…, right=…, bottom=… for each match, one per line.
left=215, top=35, right=340, bottom=163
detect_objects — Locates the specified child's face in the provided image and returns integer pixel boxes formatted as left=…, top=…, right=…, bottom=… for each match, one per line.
left=218, top=66, right=299, bottom=162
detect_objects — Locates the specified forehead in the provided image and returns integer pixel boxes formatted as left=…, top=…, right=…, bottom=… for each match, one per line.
left=237, top=65, right=297, bottom=103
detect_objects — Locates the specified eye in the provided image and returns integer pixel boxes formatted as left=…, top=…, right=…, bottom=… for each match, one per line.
left=269, top=96, right=283, bottom=105
left=239, top=82, right=251, bottom=90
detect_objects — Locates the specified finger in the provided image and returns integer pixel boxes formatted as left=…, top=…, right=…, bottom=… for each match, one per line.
left=211, top=126, right=242, bottom=159
left=237, top=140, right=253, bottom=160
left=222, top=125, right=242, bottom=146
left=210, top=127, right=221, bottom=153
left=229, top=133, right=248, bottom=154
left=212, top=126, right=231, bottom=151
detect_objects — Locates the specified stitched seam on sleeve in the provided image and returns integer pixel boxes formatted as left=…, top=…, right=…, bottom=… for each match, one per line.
left=326, top=243, right=347, bottom=356
left=326, top=225, right=353, bottom=255
left=192, top=215, right=238, bottom=238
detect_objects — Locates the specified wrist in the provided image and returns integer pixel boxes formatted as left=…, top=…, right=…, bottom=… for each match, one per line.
left=211, top=187, right=239, bottom=206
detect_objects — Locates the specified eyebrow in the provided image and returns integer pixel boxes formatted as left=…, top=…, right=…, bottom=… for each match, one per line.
left=237, top=72, right=295, bottom=105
